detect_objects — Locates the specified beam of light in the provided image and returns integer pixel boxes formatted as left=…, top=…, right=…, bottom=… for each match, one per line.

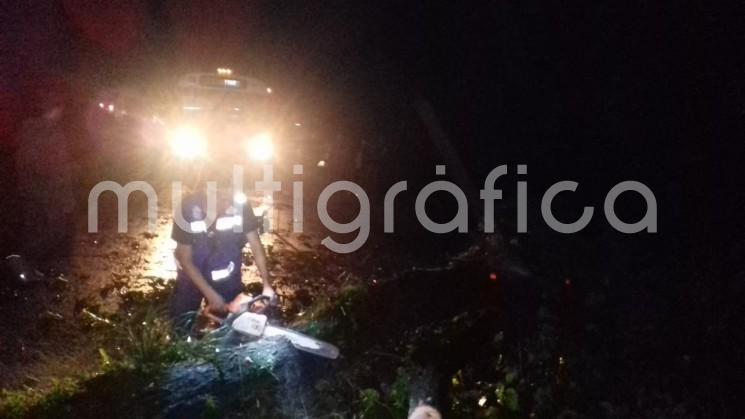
left=139, top=215, right=178, bottom=283
left=245, top=132, right=273, bottom=161
left=169, top=126, right=207, bottom=159
left=233, top=192, right=247, bottom=205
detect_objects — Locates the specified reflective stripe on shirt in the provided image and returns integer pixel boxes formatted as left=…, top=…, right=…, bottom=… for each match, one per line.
left=211, top=261, right=235, bottom=281
left=190, top=220, right=207, bottom=233
left=215, top=215, right=243, bottom=231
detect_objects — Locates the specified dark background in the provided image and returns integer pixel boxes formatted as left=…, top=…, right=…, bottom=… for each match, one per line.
left=2, top=1, right=743, bottom=239
left=1, top=0, right=745, bottom=415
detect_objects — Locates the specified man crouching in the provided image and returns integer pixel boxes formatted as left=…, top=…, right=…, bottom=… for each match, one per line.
left=169, top=185, right=275, bottom=330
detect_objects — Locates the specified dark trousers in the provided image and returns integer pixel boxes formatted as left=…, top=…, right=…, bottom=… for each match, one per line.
left=169, top=271, right=243, bottom=329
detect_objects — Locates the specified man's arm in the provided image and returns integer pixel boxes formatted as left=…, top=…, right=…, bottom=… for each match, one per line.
left=174, top=243, right=226, bottom=311
left=246, top=230, right=275, bottom=298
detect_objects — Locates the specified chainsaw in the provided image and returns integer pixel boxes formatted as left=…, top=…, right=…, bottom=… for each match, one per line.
left=212, top=294, right=339, bottom=360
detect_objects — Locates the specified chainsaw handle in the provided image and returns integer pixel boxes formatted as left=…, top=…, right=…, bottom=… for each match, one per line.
left=243, top=294, right=271, bottom=311
left=216, top=294, right=274, bottom=327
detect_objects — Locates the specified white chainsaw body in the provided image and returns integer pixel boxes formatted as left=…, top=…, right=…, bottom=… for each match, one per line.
left=232, top=312, right=268, bottom=337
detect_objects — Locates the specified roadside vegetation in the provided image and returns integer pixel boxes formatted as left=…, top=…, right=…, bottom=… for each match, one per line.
left=1, top=233, right=700, bottom=418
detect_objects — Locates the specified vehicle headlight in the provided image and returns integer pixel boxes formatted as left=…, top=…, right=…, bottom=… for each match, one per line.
left=246, top=132, right=273, bottom=161
left=169, top=126, right=207, bottom=159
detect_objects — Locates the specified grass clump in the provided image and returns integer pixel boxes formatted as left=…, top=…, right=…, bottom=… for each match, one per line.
left=0, top=378, right=80, bottom=419
left=356, top=369, right=411, bottom=418
left=0, top=304, right=224, bottom=418
left=94, top=305, right=222, bottom=374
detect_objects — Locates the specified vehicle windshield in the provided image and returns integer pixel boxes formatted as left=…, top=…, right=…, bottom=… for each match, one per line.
left=179, top=88, right=269, bottom=118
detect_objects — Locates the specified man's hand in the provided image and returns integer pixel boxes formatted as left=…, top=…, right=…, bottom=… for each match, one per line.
left=226, top=293, right=252, bottom=313
left=205, top=289, right=226, bottom=313
left=175, top=243, right=227, bottom=313
left=262, top=285, right=277, bottom=302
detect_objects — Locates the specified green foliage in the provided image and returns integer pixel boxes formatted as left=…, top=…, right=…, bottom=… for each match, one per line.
left=94, top=304, right=222, bottom=376
left=98, top=348, right=112, bottom=368
left=202, top=395, right=221, bottom=419
left=355, top=369, right=411, bottom=418
left=0, top=304, right=226, bottom=418
left=0, top=378, right=80, bottom=419
left=388, top=371, right=411, bottom=417
left=116, top=306, right=174, bottom=367
left=0, top=389, right=35, bottom=419
left=358, top=388, right=388, bottom=417
left=495, top=383, right=519, bottom=413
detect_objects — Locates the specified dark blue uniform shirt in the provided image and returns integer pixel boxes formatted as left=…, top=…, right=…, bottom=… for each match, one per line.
left=169, top=192, right=260, bottom=319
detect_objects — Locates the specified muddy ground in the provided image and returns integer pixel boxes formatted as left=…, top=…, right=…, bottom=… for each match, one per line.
left=0, top=144, right=493, bottom=418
